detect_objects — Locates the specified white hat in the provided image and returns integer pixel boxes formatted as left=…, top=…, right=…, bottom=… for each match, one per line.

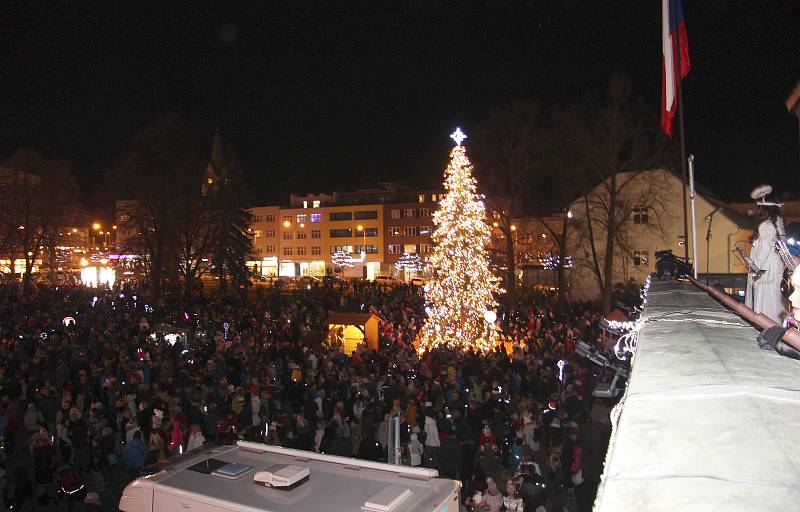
left=751, top=184, right=783, bottom=207
left=85, top=492, right=101, bottom=505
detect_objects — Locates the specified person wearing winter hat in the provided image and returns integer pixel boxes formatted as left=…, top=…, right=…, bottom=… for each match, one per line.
left=186, top=424, right=206, bottom=452
left=407, top=432, right=423, bottom=467
left=482, top=477, right=503, bottom=512
left=423, top=408, right=440, bottom=468
left=84, top=492, right=102, bottom=509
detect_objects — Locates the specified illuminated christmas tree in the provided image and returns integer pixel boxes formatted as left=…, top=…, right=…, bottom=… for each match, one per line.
left=418, top=128, right=498, bottom=354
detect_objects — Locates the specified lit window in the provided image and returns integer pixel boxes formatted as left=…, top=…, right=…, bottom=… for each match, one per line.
left=633, top=206, right=649, bottom=225
left=303, top=201, right=308, bottom=208
left=388, top=227, right=400, bottom=237
left=431, top=194, right=437, bottom=201
left=418, top=194, right=425, bottom=203
left=312, top=200, right=321, bottom=208
left=633, top=250, right=649, bottom=266
left=296, top=214, right=308, bottom=224
left=310, top=213, right=322, bottom=223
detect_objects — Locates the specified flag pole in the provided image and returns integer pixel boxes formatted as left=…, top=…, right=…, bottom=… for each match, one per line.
left=688, top=154, right=698, bottom=278
left=672, top=0, right=690, bottom=262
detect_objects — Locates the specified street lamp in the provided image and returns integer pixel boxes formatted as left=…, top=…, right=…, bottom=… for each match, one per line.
left=92, top=222, right=101, bottom=231
left=357, top=224, right=367, bottom=251
left=357, top=225, right=366, bottom=278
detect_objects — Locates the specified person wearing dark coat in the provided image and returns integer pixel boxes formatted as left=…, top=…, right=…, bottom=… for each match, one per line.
left=438, top=436, right=461, bottom=480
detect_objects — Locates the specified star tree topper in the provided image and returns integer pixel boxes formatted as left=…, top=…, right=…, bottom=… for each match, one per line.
left=450, top=127, right=467, bottom=146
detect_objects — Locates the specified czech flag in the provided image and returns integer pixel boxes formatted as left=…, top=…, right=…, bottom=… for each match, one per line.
left=661, top=0, right=691, bottom=136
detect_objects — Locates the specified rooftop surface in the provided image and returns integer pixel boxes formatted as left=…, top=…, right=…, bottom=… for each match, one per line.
left=146, top=443, right=458, bottom=512
left=595, top=279, right=800, bottom=511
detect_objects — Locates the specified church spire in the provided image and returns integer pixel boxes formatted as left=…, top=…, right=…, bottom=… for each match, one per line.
left=210, top=126, right=224, bottom=173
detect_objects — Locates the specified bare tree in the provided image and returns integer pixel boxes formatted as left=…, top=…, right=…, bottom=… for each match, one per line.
left=112, top=114, right=205, bottom=300
left=173, top=193, right=215, bottom=300
left=474, top=100, right=585, bottom=311
left=1, top=149, right=81, bottom=292
left=473, top=99, right=550, bottom=308
left=564, top=74, right=672, bottom=313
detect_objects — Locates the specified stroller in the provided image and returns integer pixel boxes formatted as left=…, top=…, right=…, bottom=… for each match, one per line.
left=56, top=464, right=87, bottom=506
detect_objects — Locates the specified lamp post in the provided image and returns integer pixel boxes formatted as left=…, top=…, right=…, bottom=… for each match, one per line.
left=357, top=225, right=366, bottom=279
left=91, top=222, right=101, bottom=250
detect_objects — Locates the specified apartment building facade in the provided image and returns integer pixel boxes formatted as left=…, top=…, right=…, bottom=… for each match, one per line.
left=249, top=201, right=391, bottom=280
left=247, top=184, right=438, bottom=280
left=248, top=205, right=281, bottom=277
left=383, top=193, right=439, bottom=272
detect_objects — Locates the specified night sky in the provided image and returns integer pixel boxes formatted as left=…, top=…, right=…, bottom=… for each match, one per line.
left=1, top=1, right=798, bottom=210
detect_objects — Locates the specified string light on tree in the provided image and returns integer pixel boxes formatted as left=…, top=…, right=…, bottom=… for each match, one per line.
left=418, top=127, right=499, bottom=354
left=538, top=252, right=573, bottom=271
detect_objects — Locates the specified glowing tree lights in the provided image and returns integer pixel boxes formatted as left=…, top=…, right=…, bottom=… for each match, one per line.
left=418, top=128, right=499, bottom=354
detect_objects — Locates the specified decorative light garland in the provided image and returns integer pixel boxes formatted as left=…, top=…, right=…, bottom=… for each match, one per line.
left=395, top=252, right=423, bottom=272
left=331, top=250, right=354, bottom=268
left=537, top=252, right=573, bottom=270
left=417, top=128, right=499, bottom=354
left=612, top=274, right=652, bottom=360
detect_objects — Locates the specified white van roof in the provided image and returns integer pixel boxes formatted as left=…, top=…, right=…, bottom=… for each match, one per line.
left=124, top=441, right=459, bottom=512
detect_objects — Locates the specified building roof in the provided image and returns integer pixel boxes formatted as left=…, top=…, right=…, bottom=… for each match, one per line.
left=132, top=442, right=457, bottom=512
left=595, top=280, right=800, bottom=511
left=325, top=312, right=383, bottom=325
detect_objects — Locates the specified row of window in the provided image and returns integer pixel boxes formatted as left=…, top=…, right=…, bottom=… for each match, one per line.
left=389, top=208, right=431, bottom=220
left=388, top=244, right=431, bottom=254
left=387, top=226, right=432, bottom=237
left=281, top=246, right=322, bottom=256
left=329, top=211, right=378, bottom=221
left=257, top=245, right=431, bottom=256
left=252, top=214, right=277, bottom=223
left=329, top=228, right=379, bottom=238
left=258, top=204, right=644, bottom=228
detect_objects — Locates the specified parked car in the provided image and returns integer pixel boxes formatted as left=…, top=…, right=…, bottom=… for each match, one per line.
left=322, top=275, right=344, bottom=286
left=375, top=275, right=397, bottom=286
left=295, top=276, right=321, bottom=289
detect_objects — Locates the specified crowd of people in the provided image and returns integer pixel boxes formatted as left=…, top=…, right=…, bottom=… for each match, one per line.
left=0, top=278, right=618, bottom=511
